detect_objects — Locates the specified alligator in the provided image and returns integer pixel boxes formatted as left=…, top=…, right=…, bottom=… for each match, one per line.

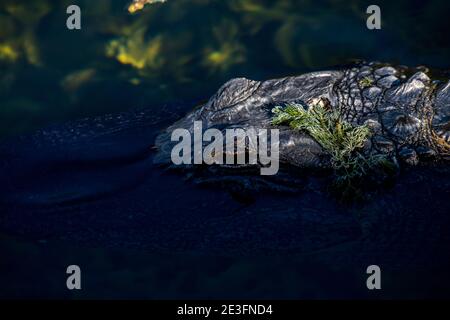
left=0, top=62, right=449, bottom=269
left=155, top=62, right=450, bottom=173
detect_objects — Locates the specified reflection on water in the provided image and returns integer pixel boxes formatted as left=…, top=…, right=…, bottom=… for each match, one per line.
left=0, top=0, right=449, bottom=138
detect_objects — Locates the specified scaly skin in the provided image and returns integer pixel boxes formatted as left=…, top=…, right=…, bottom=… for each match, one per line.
left=155, top=62, right=450, bottom=169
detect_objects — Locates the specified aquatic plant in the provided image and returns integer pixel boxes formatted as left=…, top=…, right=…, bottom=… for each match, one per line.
left=0, top=33, right=36, bottom=66
left=0, top=43, right=19, bottom=62
left=3, top=0, right=51, bottom=25
left=359, top=77, right=374, bottom=88
left=272, top=100, right=392, bottom=198
left=106, top=28, right=164, bottom=70
left=0, top=1, right=50, bottom=66
left=61, top=68, right=97, bottom=92
left=127, top=0, right=167, bottom=14
left=202, top=20, right=246, bottom=73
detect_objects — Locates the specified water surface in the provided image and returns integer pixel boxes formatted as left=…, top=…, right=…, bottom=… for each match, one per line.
left=0, top=0, right=449, bottom=299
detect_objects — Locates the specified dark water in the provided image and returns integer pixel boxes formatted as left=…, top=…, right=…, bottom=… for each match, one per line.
left=1, top=0, right=450, bottom=299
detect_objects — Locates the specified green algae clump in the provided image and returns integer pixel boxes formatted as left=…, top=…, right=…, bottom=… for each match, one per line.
left=358, top=77, right=374, bottom=88
left=272, top=100, right=392, bottom=199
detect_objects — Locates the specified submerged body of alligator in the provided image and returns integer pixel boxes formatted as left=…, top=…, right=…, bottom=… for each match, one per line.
left=0, top=62, right=449, bottom=269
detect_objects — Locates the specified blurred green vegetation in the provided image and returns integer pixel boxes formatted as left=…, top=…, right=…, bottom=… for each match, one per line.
left=0, top=0, right=449, bottom=138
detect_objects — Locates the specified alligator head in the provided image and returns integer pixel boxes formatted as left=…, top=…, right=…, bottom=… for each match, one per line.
left=154, top=62, right=450, bottom=180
